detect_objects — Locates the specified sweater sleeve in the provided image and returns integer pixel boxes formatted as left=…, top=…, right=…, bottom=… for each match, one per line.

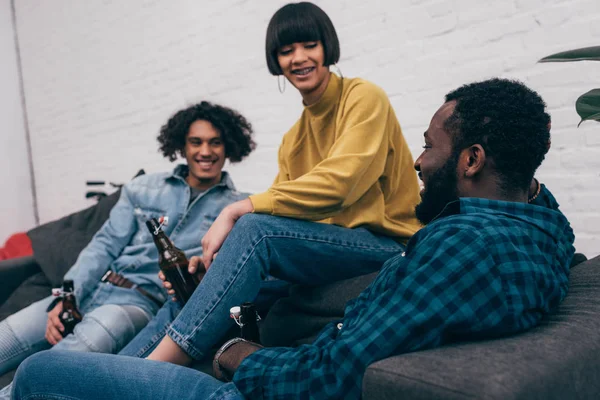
left=250, top=83, right=390, bottom=219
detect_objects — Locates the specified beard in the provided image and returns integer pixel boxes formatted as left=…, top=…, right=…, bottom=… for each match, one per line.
left=415, top=155, right=460, bottom=225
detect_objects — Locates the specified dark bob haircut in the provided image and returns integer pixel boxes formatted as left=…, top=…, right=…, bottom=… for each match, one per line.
left=265, top=2, right=340, bottom=75
left=444, top=78, right=551, bottom=193
left=157, top=101, right=256, bottom=163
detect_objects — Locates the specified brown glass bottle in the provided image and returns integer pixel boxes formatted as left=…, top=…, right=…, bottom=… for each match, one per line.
left=59, top=280, right=83, bottom=337
left=146, top=218, right=201, bottom=304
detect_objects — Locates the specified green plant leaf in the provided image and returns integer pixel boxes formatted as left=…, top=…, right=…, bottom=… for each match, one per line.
left=576, top=89, right=600, bottom=126
left=539, top=46, right=600, bottom=62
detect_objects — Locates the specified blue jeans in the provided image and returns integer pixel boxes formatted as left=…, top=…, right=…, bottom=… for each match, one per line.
left=119, top=278, right=291, bottom=358
left=164, top=214, right=402, bottom=360
left=0, top=295, right=151, bottom=399
left=13, top=350, right=242, bottom=400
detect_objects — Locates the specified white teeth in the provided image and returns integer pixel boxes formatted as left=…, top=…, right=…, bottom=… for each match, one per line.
left=293, top=67, right=314, bottom=75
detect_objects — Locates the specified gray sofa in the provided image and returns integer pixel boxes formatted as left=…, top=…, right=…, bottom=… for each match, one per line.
left=2, top=254, right=597, bottom=398
left=362, top=254, right=600, bottom=399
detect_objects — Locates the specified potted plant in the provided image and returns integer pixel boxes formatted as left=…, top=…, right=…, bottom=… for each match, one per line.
left=539, top=46, right=600, bottom=126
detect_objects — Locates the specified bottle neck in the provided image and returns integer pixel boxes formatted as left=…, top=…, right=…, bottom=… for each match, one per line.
left=153, top=232, right=172, bottom=249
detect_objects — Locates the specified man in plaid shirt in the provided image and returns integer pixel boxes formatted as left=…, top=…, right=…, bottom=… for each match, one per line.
left=12, top=78, right=575, bottom=400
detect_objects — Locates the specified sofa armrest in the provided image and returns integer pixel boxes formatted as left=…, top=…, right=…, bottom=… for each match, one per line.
left=0, top=256, right=41, bottom=305
left=362, top=255, right=600, bottom=400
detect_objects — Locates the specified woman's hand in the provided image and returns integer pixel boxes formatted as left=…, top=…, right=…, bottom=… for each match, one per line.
left=201, top=199, right=254, bottom=270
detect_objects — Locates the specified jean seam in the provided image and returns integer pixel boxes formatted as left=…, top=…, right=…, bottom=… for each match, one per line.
left=255, top=231, right=401, bottom=252
left=4, top=320, right=29, bottom=353
left=0, top=321, right=30, bottom=368
left=21, top=394, right=80, bottom=400
left=135, top=328, right=168, bottom=358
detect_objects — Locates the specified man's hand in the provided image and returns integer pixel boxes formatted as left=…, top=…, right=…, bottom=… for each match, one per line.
left=45, top=302, right=65, bottom=345
left=213, top=340, right=263, bottom=381
left=201, top=199, right=254, bottom=270
left=158, top=270, right=177, bottom=302
left=158, top=258, right=206, bottom=302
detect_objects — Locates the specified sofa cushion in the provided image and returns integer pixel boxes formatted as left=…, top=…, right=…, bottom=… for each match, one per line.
left=26, top=169, right=145, bottom=287
left=260, top=272, right=378, bottom=347
left=363, top=255, right=600, bottom=400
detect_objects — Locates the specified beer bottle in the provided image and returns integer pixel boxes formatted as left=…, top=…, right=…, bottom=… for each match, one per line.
left=59, top=280, right=83, bottom=337
left=230, top=302, right=261, bottom=344
left=146, top=218, right=201, bottom=304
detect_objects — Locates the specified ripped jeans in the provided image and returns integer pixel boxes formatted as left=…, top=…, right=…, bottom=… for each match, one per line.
left=0, top=294, right=150, bottom=399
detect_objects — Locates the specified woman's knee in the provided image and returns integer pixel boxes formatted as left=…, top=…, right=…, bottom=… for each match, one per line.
left=235, top=213, right=270, bottom=230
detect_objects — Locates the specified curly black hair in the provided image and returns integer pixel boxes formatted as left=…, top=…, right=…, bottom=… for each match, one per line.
left=158, top=101, right=256, bottom=162
left=444, top=78, right=551, bottom=193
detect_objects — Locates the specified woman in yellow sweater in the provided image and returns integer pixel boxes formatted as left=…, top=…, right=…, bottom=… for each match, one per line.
left=146, top=2, right=422, bottom=365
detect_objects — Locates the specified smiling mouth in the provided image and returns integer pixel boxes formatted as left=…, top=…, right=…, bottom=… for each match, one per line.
left=292, top=67, right=315, bottom=76
left=196, top=159, right=216, bottom=169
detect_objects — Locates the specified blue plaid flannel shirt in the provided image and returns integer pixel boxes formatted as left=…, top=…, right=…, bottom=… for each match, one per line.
left=215, top=185, right=575, bottom=399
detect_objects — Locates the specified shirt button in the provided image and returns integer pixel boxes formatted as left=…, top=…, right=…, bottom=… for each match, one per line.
left=337, top=323, right=343, bottom=330
left=401, top=252, right=406, bottom=257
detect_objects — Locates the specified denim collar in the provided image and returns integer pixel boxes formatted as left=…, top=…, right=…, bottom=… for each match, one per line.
left=166, top=164, right=237, bottom=191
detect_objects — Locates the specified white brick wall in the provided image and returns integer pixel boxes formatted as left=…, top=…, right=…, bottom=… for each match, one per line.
left=11, top=0, right=600, bottom=257
left=0, top=0, right=35, bottom=243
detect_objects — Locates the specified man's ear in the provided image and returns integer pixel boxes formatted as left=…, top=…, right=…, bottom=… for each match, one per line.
left=461, top=144, right=486, bottom=178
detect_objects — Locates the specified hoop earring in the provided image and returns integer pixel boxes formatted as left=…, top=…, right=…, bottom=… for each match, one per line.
left=333, top=63, right=343, bottom=79
left=277, top=75, right=286, bottom=93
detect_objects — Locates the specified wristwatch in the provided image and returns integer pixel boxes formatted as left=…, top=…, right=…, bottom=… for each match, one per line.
left=213, top=337, right=249, bottom=381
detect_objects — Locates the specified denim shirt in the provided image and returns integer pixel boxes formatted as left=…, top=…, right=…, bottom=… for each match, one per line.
left=64, top=165, right=248, bottom=315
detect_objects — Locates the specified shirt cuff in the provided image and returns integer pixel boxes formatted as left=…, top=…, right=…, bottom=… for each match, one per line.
left=249, top=192, right=274, bottom=214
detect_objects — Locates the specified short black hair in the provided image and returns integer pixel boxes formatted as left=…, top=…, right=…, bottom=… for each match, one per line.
left=158, top=101, right=256, bottom=163
left=444, top=78, right=551, bottom=193
left=265, top=2, right=340, bottom=75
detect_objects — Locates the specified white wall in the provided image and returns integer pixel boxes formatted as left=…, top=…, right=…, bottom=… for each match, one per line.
left=0, top=0, right=35, bottom=244
left=11, top=0, right=600, bottom=257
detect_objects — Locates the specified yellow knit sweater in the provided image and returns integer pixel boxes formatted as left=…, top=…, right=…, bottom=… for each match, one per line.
left=250, top=73, right=421, bottom=242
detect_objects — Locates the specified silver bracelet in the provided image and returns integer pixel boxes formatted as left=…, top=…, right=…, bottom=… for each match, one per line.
left=213, top=337, right=249, bottom=380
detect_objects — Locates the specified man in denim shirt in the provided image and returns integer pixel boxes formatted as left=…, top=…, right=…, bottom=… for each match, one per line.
left=0, top=101, right=255, bottom=397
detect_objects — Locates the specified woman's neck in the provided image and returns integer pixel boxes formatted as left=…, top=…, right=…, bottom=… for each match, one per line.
left=301, top=71, right=331, bottom=106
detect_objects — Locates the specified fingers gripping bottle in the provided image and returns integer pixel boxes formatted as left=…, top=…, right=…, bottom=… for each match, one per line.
left=56, top=280, right=83, bottom=337
left=146, top=217, right=200, bottom=304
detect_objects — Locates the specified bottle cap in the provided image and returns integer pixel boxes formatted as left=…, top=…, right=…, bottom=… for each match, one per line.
left=230, top=306, right=241, bottom=318
left=145, top=218, right=160, bottom=235
left=146, top=217, right=169, bottom=235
